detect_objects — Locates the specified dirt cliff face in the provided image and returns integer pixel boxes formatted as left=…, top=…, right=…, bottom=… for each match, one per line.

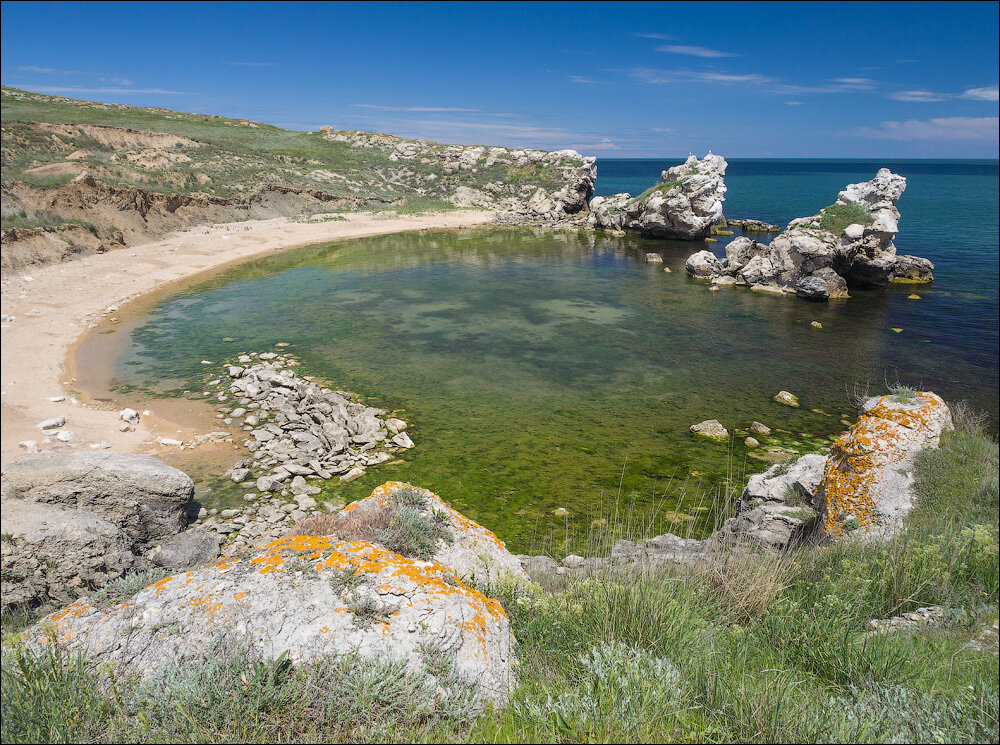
left=1, top=87, right=595, bottom=272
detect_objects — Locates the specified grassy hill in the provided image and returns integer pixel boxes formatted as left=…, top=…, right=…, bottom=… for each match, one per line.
left=0, top=86, right=594, bottom=269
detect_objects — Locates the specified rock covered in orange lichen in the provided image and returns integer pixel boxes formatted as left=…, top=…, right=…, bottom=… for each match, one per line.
left=21, top=534, right=518, bottom=704
left=818, top=391, right=952, bottom=538
left=342, top=482, right=531, bottom=588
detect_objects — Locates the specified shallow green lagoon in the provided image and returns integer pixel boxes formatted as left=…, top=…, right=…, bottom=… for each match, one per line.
left=112, top=227, right=984, bottom=553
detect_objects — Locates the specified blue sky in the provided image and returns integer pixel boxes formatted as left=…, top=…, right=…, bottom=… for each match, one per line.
left=2, top=1, right=998, bottom=157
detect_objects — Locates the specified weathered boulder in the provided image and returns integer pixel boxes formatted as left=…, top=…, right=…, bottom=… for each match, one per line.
left=685, top=249, right=722, bottom=278
left=712, top=454, right=827, bottom=550
left=794, top=267, right=850, bottom=300
left=1, top=452, right=193, bottom=544
left=891, top=254, right=935, bottom=283
left=589, top=153, right=728, bottom=239
left=149, top=529, right=221, bottom=569
left=1, top=500, right=142, bottom=611
left=338, top=482, right=530, bottom=588
left=690, top=420, right=729, bottom=441
left=818, top=392, right=953, bottom=538
left=23, top=535, right=517, bottom=704
left=683, top=168, right=933, bottom=298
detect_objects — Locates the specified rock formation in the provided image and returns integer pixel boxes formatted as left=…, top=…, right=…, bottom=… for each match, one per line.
left=22, top=481, right=522, bottom=705
left=684, top=169, right=935, bottom=299
left=712, top=454, right=827, bottom=550
left=588, top=153, right=728, bottom=239
left=818, top=391, right=953, bottom=538
left=222, top=354, right=415, bottom=489
left=339, top=482, right=530, bottom=588
left=1, top=452, right=195, bottom=611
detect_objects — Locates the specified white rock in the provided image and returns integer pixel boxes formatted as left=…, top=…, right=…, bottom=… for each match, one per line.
left=119, top=408, right=140, bottom=424
left=37, top=416, right=67, bottom=431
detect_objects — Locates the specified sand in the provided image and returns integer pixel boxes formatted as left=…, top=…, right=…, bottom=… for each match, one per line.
left=0, top=210, right=492, bottom=466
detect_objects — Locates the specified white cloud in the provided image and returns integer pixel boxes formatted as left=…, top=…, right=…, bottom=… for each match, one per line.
left=656, top=45, right=737, bottom=58
left=833, top=77, right=876, bottom=89
left=569, top=75, right=606, bottom=84
left=785, top=101, right=803, bottom=106
left=630, top=68, right=775, bottom=86
left=856, top=117, right=999, bottom=140
left=962, top=86, right=999, bottom=101
left=651, top=127, right=675, bottom=133
left=888, top=90, right=950, bottom=102
left=887, top=85, right=998, bottom=102
left=632, top=32, right=674, bottom=40
left=225, top=62, right=276, bottom=67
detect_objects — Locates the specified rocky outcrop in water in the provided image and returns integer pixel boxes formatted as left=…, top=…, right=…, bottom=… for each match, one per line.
left=587, top=153, right=728, bottom=239
left=1, top=452, right=194, bottom=611
left=685, top=169, right=934, bottom=299
left=217, top=353, right=414, bottom=491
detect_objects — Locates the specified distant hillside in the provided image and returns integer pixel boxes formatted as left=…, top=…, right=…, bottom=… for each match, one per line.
left=0, top=86, right=595, bottom=270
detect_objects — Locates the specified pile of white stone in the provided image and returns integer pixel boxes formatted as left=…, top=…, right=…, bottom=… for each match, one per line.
left=213, top=352, right=414, bottom=493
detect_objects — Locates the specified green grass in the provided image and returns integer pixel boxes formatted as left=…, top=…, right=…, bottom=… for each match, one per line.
left=818, top=203, right=875, bottom=234
left=2, top=421, right=997, bottom=743
left=631, top=178, right=684, bottom=204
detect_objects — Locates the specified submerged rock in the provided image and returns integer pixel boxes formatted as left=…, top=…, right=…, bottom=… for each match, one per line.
left=589, top=153, right=728, bottom=239
left=818, top=392, right=952, bottom=539
left=690, top=419, right=729, bottom=441
left=773, top=391, right=800, bottom=407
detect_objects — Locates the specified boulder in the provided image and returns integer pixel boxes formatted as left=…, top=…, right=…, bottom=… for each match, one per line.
left=818, top=392, right=953, bottom=538
left=1, top=500, right=141, bottom=612
left=712, top=454, right=827, bottom=550
left=22, top=535, right=517, bottom=704
left=774, top=390, right=800, bottom=407
left=149, top=529, right=221, bottom=569
left=685, top=250, right=721, bottom=278
left=690, top=420, right=729, bottom=441
left=589, top=153, right=728, bottom=239
left=1, top=452, right=193, bottom=544
left=892, top=255, right=935, bottom=283
left=794, top=267, right=850, bottom=300
left=339, top=482, right=530, bottom=588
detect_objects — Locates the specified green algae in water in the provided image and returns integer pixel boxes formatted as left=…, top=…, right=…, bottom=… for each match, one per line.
left=113, top=227, right=951, bottom=553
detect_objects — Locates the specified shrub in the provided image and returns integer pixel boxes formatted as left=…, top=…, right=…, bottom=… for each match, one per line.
left=289, top=486, right=453, bottom=560
left=90, top=568, right=171, bottom=608
left=818, top=202, right=874, bottom=234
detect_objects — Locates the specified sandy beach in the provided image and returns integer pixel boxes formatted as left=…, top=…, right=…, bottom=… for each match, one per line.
left=0, top=209, right=492, bottom=466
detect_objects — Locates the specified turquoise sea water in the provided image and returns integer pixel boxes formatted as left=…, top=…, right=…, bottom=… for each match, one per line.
left=104, top=159, right=999, bottom=553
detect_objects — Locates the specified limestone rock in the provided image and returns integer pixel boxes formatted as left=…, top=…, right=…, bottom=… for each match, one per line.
left=589, top=153, right=728, bottom=240
left=795, top=267, right=849, bottom=300
left=818, top=392, right=953, bottom=539
left=1, top=452, right=193, bottom=544
left=149, top=529, right=221, bottom=569
left=690, top=420, right=729, bottom=441
left=684, top=168, right=933, bottom=299
left=685, top=250, right=721, bottom=278
left=340, top=482, right=530, bottom=588
left=749, top=421, right=771, bottom=436
left=712, top=454, right=827, bottom=550
left=1, top=500, right=142, bottom=612
left=774, top=391, right=800, bottom=407
left=23, top=535, right=516, bottom=704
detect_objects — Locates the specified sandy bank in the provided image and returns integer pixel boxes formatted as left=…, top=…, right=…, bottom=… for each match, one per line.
left=0, top=210, right=492, bottom=466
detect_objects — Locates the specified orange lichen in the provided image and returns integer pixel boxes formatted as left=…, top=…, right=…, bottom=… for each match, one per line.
left=821, top=392, right=946, bottom=536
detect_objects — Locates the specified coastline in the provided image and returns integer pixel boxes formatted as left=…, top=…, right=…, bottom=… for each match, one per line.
left=0, top=209, right=492, bottom=466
